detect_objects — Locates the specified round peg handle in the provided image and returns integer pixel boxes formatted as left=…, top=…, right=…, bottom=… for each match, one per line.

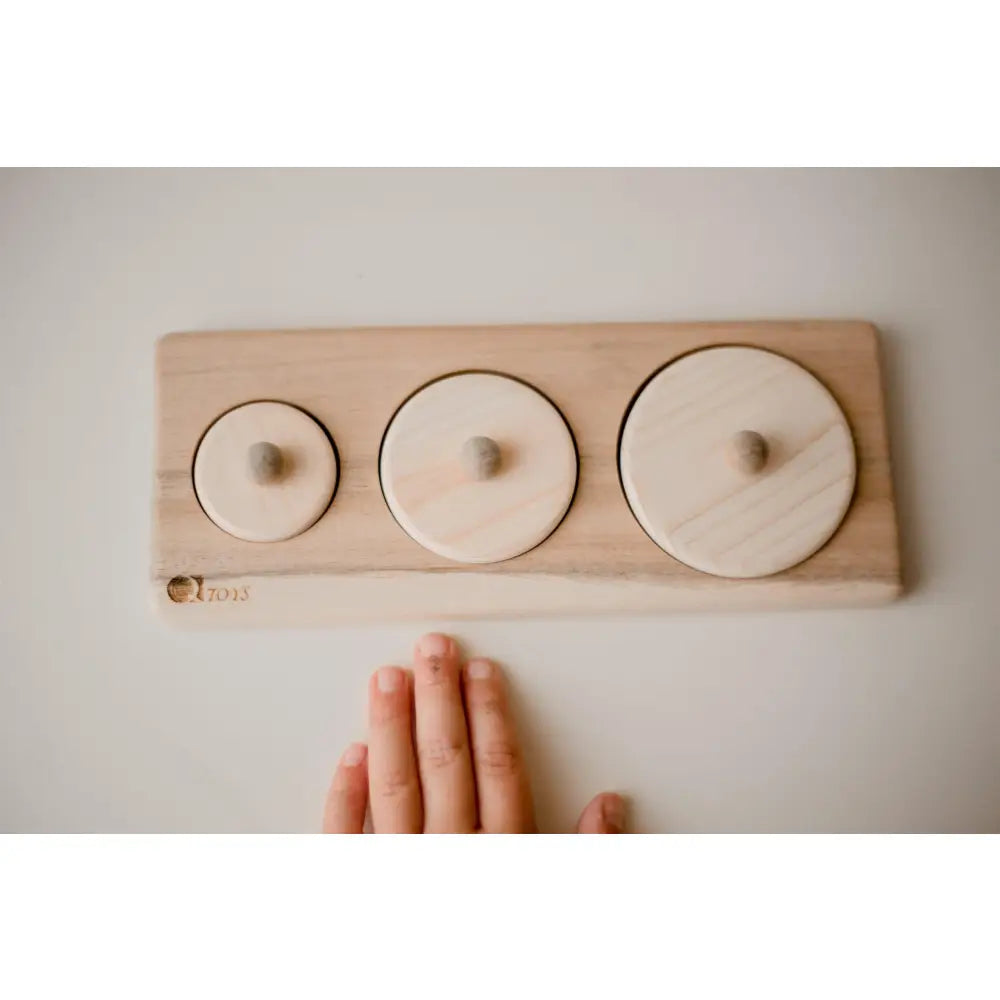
left=727, top=430, right=768, bottom=475
left=247, top=441, right=285, bottom=484
left=460, top=435, right=502, bottom=481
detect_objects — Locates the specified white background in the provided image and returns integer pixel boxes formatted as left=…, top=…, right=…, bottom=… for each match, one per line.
left=2, top=168, right=998, bottom=832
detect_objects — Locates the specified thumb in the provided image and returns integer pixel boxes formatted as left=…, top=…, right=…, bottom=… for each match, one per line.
left=575, top=792, right=627, bottom=834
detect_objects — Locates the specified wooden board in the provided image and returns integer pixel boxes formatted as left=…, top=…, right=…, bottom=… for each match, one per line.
left=152, top=321, right=901, bottom=625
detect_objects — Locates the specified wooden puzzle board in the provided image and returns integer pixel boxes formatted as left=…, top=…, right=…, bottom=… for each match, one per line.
left=152, top=321, right=900, bottom=625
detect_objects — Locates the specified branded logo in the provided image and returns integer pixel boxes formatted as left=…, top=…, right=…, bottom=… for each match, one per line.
left=167, top=575, right=250, bottom=604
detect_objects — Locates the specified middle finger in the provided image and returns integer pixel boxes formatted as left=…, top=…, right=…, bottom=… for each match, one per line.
left=412, top=633, right=477, bottom=832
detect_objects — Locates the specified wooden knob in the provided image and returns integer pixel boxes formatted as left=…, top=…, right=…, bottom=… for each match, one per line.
left=460, top=435, right=502, bottom=481
left=247, top=441, right=285, bottom=484
left=727, top=430, right=768, bottom=474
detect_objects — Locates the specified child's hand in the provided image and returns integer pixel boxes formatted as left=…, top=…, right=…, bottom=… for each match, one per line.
left=323, top=633, right=626, bottom=833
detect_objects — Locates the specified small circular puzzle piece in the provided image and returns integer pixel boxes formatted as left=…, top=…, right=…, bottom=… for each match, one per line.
left=194, top=401, right=338, bottom=542
left=380, top=373, right=577, bottom=564
left=619, top=346, right=856, bottom=578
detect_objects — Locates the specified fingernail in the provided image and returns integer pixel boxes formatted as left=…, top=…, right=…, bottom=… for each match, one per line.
left=466, top=658, right=493, bottom=680
left=601, top=795, right=626, bottom=833
left=377, top=666, right=403, bottom=693
left=341, top=743, right=366, bottom=767
left=417, top=633, right=453, bottom=658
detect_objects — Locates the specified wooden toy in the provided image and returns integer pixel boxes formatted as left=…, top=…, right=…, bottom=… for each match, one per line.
left=153, top=320, right=900, bottom=625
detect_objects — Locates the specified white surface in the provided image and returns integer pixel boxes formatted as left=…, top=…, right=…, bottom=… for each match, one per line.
left=194, top=401, right=338, bottom=543
left=1, top=169, right=998, bottom=832
left=619, top=346, right=856, bottom=578
left=380, top=372, right=577, bottom=563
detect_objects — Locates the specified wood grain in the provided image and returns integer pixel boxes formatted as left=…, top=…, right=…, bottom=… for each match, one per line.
left=152, top=320, right=901, bottom=624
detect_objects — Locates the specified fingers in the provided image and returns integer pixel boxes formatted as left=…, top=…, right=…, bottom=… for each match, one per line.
left=322, top=743, right=369, bottom=833
left=462, top=658, right=535, bottom=833
left=367, top=666, right=423, bottom=833
left=412, top=634, right=477, bottom=832
left=575, top=793, right=627, bottom=834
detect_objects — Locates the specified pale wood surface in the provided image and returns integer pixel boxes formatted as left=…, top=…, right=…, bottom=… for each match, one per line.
left=192, top=401, right=338, bottom=543
left=619, top=346, right=857, bottom=578
left=153, top=320, right=900, bottom=624
left=380, top=372, right=578, bottom=563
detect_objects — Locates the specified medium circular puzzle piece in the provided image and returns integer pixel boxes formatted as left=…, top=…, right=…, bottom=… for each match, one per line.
left=380, top=373, right=577, bottom=563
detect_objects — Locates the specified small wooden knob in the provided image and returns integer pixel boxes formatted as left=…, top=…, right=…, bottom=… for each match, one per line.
left=727, top=430, right=768, bottom=474
left=460, top=436, right=502, bottom=481
left=247, top=441, right=285, bottom=484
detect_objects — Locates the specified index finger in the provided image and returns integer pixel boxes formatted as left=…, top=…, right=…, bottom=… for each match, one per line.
left=367, top=666, right=423, bottom=833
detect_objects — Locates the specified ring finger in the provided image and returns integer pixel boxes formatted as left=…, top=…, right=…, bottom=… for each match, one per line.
left=463, top=657, right=534, bottom=833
